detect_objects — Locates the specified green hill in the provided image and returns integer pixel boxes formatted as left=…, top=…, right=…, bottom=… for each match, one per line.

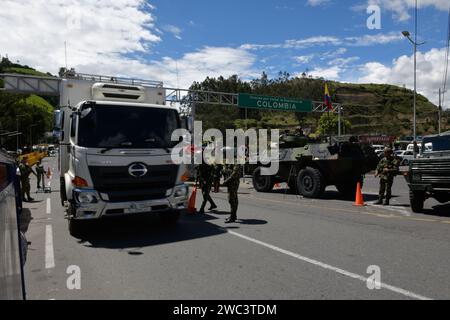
left=192, top=73, right=444, bottom=137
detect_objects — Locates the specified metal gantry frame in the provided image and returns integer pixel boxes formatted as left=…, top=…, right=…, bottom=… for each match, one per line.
left=1, top=73, right=344, bottom=133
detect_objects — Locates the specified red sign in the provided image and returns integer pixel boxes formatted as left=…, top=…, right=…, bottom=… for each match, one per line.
left=359, top=135, right=396, bottom=144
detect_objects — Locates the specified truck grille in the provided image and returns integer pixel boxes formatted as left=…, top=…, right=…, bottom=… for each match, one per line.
left=89, top=165, right=179, bottom=202
left=411, top=158, right=450, bottom=185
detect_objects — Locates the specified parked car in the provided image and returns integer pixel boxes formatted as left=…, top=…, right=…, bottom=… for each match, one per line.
left=397, top=150, right=415, bottom=165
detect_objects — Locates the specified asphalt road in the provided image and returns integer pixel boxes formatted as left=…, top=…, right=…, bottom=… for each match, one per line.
left=21, top=156, right=450, bottom=300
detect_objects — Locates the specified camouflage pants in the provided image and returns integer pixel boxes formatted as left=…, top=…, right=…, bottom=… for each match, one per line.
left=228, top=187, right=239, bottom=217
left=200, top=183, right=216, bottom=211
left=379, top=177, right=394, bottom=200
left=37, top=173, right=45, bottom=189
left=21, top=178, right=31, bottom=200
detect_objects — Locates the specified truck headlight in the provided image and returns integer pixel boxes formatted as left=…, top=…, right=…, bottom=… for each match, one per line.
left=173, top=185, right=188, bottom=198
left=74, top=190, right=99, bottom=204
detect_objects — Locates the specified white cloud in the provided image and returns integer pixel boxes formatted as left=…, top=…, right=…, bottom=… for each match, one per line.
left=307, top=0, right=331, bottom=6
left=359, top=47, right=449, bottom=108
left=240, top=32, right=402, bottom=51
left=0, top=0, right=256, bottom=89
left=367, top=0, right=450, bottom=21
left=162, top=24, right=183, bottom=40
left=308, top=66, right=343, bottom=80
left=295, top=54, right=315, bottom=64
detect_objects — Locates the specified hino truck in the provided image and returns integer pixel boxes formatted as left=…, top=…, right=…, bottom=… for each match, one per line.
left=54, top=73, right=189, bottom=236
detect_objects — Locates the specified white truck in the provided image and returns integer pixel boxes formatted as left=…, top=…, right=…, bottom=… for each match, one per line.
left=54, top=74, right=189, bottom=236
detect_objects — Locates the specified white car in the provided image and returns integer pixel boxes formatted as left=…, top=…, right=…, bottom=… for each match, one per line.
left=397, top=150, right=415, bottom=165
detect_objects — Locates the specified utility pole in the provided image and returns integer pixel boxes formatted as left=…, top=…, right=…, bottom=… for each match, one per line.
left=439, top=88, right=442, bottom=135
left=402, top=0, right=425, bottom=158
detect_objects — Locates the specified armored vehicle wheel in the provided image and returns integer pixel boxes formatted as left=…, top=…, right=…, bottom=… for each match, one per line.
left=297, top=167, right=325, bottom=198
left=252, top=167, right=275, bottom=192
left=410, top=190, right=425, bottom=213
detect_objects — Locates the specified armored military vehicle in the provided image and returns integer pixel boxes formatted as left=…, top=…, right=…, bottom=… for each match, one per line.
left=406, top=132, right=450, bottom=213
left=251, top=135, right=378, bottom=199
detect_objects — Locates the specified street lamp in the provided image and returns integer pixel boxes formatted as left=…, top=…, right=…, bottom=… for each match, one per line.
left=402, top=1, right=425, bottom=158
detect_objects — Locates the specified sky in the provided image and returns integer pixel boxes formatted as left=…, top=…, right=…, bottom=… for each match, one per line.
left=1, top=0, right=450, bottom=107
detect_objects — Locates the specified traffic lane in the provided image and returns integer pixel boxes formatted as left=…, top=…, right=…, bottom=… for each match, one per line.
left=22, top=156, right=59, bottom=300
left=24, top=162, right=404, bottom=300
left=208, top=187, right=450, bottom=299
left=33, top=213, right=406, bottom=300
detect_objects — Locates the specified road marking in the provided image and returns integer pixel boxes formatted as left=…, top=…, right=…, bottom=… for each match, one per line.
left=227, top=230, right=432, bottom=300
left=367, top=203, right=411, bottom=217
left=45, top=225, right=55, bottom=269
left=46, top=198, right=51, bottom=215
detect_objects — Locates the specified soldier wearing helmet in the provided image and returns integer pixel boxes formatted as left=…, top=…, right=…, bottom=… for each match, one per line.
left=375, top=147, right=400, bottom=205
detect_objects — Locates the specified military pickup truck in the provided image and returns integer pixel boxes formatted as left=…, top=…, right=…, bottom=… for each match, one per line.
left=406, top=132, right=450, bottom=213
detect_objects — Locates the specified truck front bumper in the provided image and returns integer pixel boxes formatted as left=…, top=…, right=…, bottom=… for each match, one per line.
left=71, top=184, right=189, bottom=220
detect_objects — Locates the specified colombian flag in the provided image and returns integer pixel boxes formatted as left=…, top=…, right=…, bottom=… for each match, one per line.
left=324, top=83, right=332, bottom=111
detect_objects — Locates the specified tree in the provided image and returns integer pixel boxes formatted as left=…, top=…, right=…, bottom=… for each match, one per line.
left=316, top=113, right=351, bottom=136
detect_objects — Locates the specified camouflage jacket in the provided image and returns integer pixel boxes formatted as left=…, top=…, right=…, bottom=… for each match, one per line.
left=36, top=164, right=45, bottom=175
left=376, top=157, right=399, bottom=179
left=223, top=164, right=241, bottom=190
left=196, top=163, right=214, bottom=186
left=19, top=163, right=35, bottom=180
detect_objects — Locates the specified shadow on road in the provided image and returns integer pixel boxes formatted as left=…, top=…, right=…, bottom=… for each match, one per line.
left=75, top=213, right=228, bottom=251
left=423, top=203, right=450, bottom=217
left=19, top=208, right=33, bottom=233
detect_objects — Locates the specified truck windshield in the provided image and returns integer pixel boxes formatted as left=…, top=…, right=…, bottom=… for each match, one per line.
left=422, top=136, right=450, bottom=153
left=77, top=104, right=180, bottom=149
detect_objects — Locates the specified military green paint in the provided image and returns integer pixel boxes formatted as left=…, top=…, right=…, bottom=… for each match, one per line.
left=238, top=93, right=312, bottom=113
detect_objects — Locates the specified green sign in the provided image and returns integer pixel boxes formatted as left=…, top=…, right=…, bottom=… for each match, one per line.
left=238, top=93, right=312, bottom=113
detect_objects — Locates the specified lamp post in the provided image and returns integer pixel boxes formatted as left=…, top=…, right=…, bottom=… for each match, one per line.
left=16, top=115, right=26, bottom=153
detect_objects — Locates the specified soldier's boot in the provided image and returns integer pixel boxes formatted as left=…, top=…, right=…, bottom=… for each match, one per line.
left=225, top=213, right=237, bottom=224
left=375, top=197, right=384, bottom=205
left=384, top=198, right=390, bottom=206
left=209, top=201, right=218, bottom=211
left=198, top=201, right=206, bottom=214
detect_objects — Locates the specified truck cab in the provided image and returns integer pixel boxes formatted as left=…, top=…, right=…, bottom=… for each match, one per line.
left=406, top=132, right=450, bottom=213
left=55, top=75, right=188, bottom=236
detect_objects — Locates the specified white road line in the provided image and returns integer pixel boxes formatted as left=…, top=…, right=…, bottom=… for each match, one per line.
left=227, top=230, right=432, bottom=300
left=46, top=198, right=51, bottom=215
left=367, top=203, right=412, bottom=217
left=45, top=225, right=55, bottom=269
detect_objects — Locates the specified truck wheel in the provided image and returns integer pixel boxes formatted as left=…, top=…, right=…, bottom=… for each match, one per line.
left=410, top=191, right=425, bottom=213
left=297, top=167, right=324, bottom=198
left=252, top=167, right=275, bottom=192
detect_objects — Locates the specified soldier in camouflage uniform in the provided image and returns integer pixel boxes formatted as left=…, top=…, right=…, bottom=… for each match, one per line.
left=375, top=147, right=400, bottom=205
left=223, top=163, right=241, bottom=223
left=212, top=162, right=223, bottom=193
left=196, top=162, right=217, bottom=214
left=35, top=161, right=46, bottom=190
left=19, top=159, right=36, bottom=202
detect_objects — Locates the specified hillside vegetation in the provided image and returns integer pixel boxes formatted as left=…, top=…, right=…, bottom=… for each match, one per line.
left=191, top=73, right=447, bottom=137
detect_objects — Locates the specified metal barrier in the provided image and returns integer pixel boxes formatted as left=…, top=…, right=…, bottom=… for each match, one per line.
left=0, top=150, right=26, bottom=300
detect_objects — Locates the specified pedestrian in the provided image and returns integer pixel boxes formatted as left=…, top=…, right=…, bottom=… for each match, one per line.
left=375, top=147, right=400, bottom=206
left=196, top=162, right=217, bottom=214
left=223, top=163, right=241, bottom=223
left=19, top=159, right=36, bottom=202
left=35, top=160, right=46, bottom=190
left=212, top=161, right=223, bottom=193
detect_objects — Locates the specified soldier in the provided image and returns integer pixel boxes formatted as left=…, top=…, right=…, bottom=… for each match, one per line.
left=19, top=159, right=36, bottom=202
left=196, top=162, right=217, bottom=214
left=35, top=160, right=46, bottom=190
left=223, top=163, right=241, bottom=223
left=375, top=147, right=400, bottom=205
left=212, top=161, right=223, bottom=193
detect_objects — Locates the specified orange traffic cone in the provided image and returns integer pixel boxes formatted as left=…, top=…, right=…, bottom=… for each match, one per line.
left=354, top=182, right=366, bottom=207
left=188, top=186, right=198, bottom=214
